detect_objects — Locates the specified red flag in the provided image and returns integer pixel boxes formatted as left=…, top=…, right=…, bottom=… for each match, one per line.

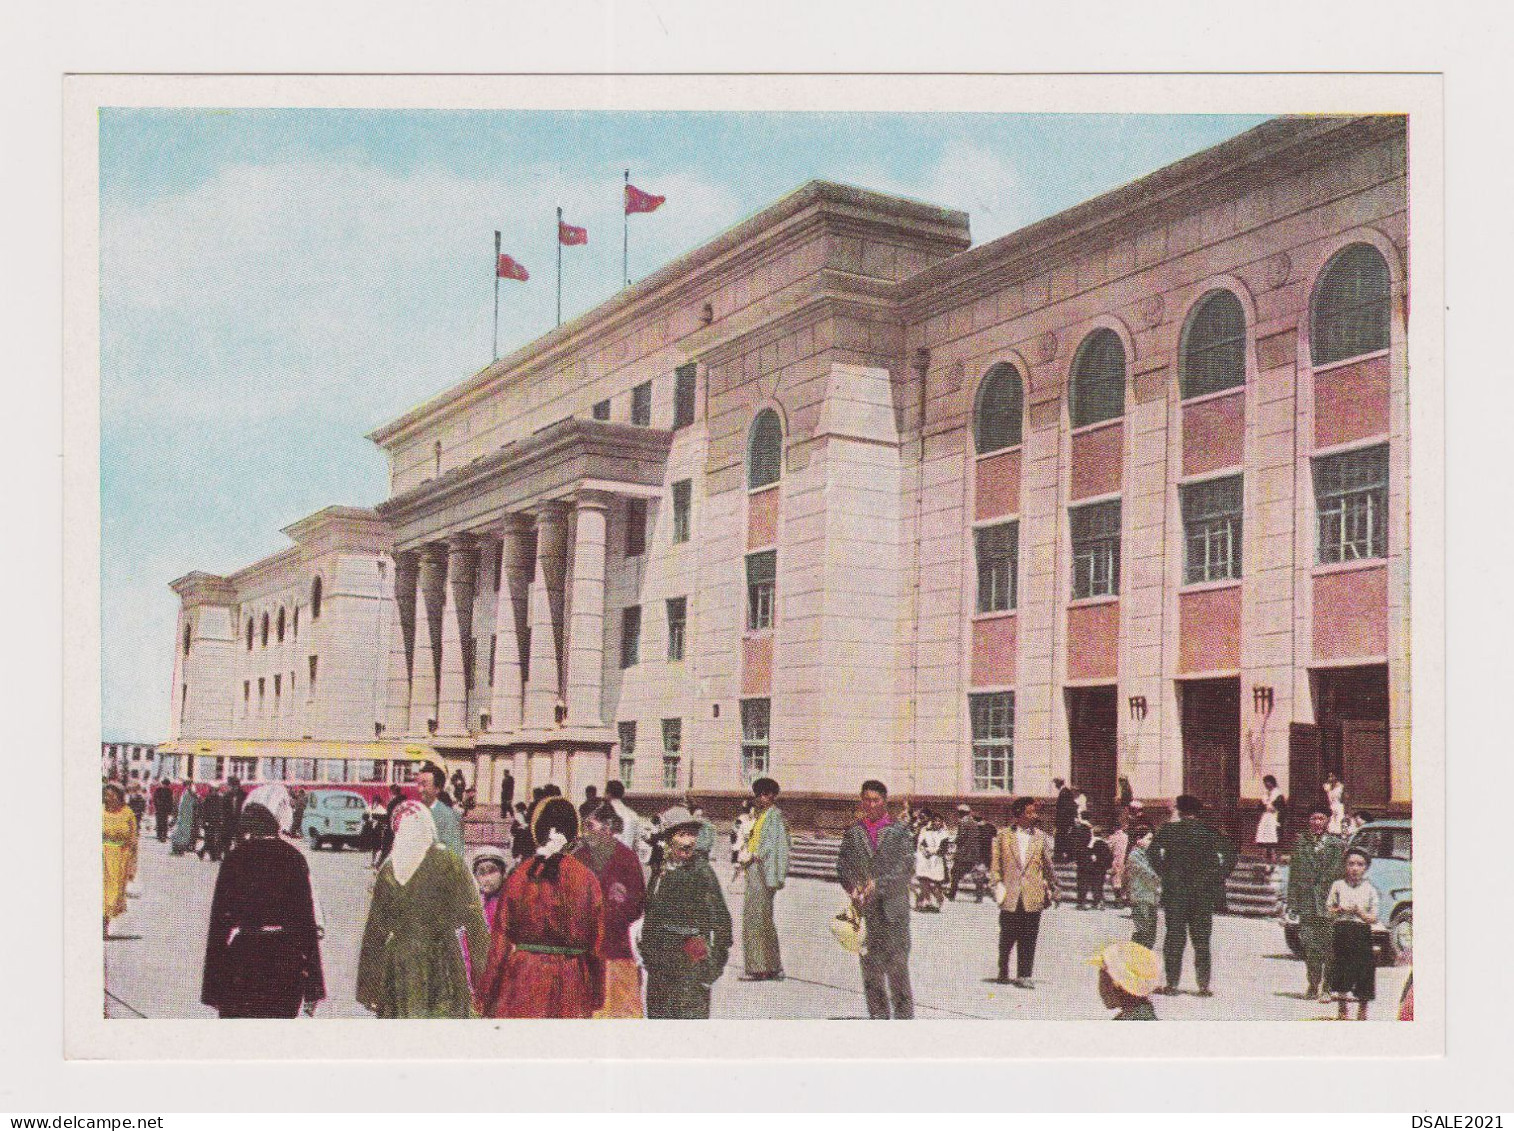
left=496, top=253, right=529, bottom=281
left=558, top=220, right=588, bottom=246
left=625, top=183, right=665, bottom=215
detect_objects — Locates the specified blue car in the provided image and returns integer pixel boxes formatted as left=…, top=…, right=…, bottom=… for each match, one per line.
left=301, top=789, right=369, bottom=850
left=1280, top=817, right=1412, bottom=964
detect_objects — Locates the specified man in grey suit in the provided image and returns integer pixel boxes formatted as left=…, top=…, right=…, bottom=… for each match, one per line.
left=837, top=780, right=915, bottom=1019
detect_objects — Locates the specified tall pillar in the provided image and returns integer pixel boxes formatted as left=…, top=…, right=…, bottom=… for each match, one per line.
left=524, top=504, right=569, bottom=728
left=488, top=516, right=532, bottom=733
left=437, top=533, right=478, bottom=736
left=566, top=492, right=610, bottom=726
left=408, top=542, right=448, bottom=736
left=385, top=551, right=419, bottom=736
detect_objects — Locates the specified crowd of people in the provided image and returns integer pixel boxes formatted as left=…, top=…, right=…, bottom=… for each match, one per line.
left=102, top=761, right=1394, bottom=1022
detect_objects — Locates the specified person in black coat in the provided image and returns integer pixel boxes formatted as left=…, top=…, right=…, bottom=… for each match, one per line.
left=1054, top=779, right=1078, bottom=861
left=498, top=769, right=516, bottom=816
left=198, top=788, right=227, bottom=861
left=151, top=780, right=176, bottom=843
left=1078, top=831, right=1115, bottom=909
left=201, top=803, right=325, bottom=1018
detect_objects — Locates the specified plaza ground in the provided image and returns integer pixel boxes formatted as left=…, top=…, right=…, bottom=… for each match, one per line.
left=105, top=834, right=1408, bottom=1022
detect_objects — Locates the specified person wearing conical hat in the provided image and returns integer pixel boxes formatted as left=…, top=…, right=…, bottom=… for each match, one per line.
left=356, top=800, right=488, bottom=1018
left=475, top=796, right=606, bottom=1019
left=1091, top=941, right=1162, bottom=1020
left=640, top=806, right=733, bottom=1019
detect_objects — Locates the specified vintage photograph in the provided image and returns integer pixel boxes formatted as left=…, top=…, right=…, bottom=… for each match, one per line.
left=85, top=85, right=1424, bottom=1038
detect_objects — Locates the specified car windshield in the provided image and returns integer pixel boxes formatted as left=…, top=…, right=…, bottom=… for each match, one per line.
left=327, top=795, right=366, bottom=809
left=1355, top=827, right=1411, bottom=862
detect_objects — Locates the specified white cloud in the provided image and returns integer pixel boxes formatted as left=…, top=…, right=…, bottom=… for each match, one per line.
left=864, top=139, right=1037, bottom=246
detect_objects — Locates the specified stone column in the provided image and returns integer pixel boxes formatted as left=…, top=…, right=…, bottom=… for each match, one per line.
left=566, top=492, right=610, bottom=726
left=488, top=516, right=532, bottom=733
left=385, top=550, right=419, bottom=736
left=408, top=542, right=448, bottom=736
left=523, top=504, right=569, bottom=728
left=437, top=533, right=478, bottom=736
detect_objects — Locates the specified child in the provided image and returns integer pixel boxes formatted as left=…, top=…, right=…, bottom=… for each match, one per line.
left=1091, top=941, right=1161, bottom=1020
left=1125, top=827, right=1160, bottom=949
left=1327, top=847, right=1380, bottom=1020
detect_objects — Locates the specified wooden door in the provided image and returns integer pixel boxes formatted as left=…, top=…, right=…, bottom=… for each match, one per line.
left=1341, top=719, right=1390, bottom=807
left=1289, top=722, right=1324, bottom=822
left=1067, top=686, right=1118, bottom=822
left=1181, top=678, right=1241, bottom=815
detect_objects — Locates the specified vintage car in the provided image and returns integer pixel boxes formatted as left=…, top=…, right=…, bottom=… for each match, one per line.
left=300, top=789, right=370, bottom=850
left=1280, top=816, right=1412, bottom=964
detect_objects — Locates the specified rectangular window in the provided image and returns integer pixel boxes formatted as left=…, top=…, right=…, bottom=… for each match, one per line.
left=323, top=759, right=348, bottom=784
left=1315, top=445, right=1389, bottom=564
left=391, top=760, right=417, bottom=785
left=661, top=718, right=682, bottom=789
left=257, top=677, right=266, bottom=713
left=746, top=549, right=776, bottom=631
left=291, top=758, right=317, bottom=782
left=673, top=364, right=697, bottom=429
left=1070, top=499, right=1122, bottom=599
left=671, top=479, right=692, bottom=543
left=666, top=596, right=687, bottom=662
left=230, top=756, right=257, bottom=780
left=626, top=498, right=647, bottom=557
left=741, top=698, right=771, bottom=782
left=488, top=635, right=497, bottom=685
left=1182, top=475, right=1244, bottom=583
left=493, top=541, right=503, bottom=591
left=631, top=380, right=652, bottom=426
left=621, top=605, right=642, bottom=668
left=617, top=721, right=637, bottom=788
left=592, top=398, right=611, bottom=421
left=969, top=691, right=1015, bottom=791
left=975, top=521, right=1019, bottom=612
left=243, top=680, right=250, bottom=713
left=308, top=655, right=318, bottom=697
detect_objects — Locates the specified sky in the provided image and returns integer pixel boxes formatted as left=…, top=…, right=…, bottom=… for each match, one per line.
left=99, top=108, right=1270, bottom=741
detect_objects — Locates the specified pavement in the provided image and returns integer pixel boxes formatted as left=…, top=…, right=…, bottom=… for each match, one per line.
left=105, top=833, right=1409, bottom=1021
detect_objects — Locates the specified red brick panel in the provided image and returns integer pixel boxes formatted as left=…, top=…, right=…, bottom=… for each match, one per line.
left=746, top=487, right=780, bottom=550
left=970, top=615, right=1017, bottom=688
left=1070, top=421, right=1124, bottom=501
left=1314, top=354, right=1390, bottom=450
left=1178, top=585, right=1242, bottom=673
left=1066, top=601, right=1120, bottom=681
left=742, top=634, right=774, bottom=695
left=1181, top=390, right=1245, bottom=477
left=1313, top=565, right=1388, bottom=662
left=974, top=449, right=1021, bottom=521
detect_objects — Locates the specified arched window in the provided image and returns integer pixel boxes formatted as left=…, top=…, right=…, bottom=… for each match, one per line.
left=182, top=622, right=192, bottom=657
left=974, top=363, right=1024, bottom=454
left=276, top=606, right=286, bottom=643
left=1070, top=329, right=1126, bottom=429
left=1181, top=290, right=1248, bottom=399
left=246, top=617, right=254, bottom=650
left=311, top=576, right=323, bottom=619
left=260, top=612, right=270, bottom=647
left=747, top=409, right=783, bottom=490
left=1311, top=243, right=1391, bottom=366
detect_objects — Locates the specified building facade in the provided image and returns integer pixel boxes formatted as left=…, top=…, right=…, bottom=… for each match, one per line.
left=164, top=116, right=1410, bottom=836
left=101, top=741, right=159, bottom=784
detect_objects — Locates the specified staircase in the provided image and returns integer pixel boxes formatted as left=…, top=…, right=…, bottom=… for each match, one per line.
left=787, top=834, right=1285, bottom=918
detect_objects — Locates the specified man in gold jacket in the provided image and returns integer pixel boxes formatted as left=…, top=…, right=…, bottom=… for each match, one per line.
left=989, top=796, right=1060, bottom=988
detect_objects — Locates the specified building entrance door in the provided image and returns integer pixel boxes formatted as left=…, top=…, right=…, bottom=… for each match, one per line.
left=1180, top=677, right=1241, bottom=825
left=1065, top=686, right=1118, bottom=821
left=1314, top=664, right=1390, bottom=808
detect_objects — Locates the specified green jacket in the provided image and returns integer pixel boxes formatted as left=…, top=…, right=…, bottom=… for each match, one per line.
left=1125, top=844, right=1161, bottom=905
left=640, top=855, right=733, bottom=986
left=1148, top=818, right=1237, bottom=907
left=356, top=845, right=489, bottom=1018
left=1286, top=832, right=1345, bottom=919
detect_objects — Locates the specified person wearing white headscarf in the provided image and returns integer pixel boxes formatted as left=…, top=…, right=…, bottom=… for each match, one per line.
left=244, top=783, right=294, bottom=842
left=356, top=800, right=488, bottom=1017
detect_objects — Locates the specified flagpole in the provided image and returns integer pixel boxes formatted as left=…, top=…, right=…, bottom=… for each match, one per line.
left=492, top=230, right=501, bottom=361
left=556, top=206, right=563, bottom=328
left=623, top=169, right=630, bottom=288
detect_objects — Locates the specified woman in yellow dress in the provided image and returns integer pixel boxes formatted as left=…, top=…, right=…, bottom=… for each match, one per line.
left=102, top=782, right=138, bottom=938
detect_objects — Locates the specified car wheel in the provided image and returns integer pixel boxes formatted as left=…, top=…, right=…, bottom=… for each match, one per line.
left=1388, top=907, right=1412, bottom=965
left=1284, top=923, right=1303, bottom=958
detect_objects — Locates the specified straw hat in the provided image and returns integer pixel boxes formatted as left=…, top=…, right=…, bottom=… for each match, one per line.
left=1089, top=941, right=1161, bottom=998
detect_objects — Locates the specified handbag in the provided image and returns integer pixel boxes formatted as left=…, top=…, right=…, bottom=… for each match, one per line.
left=829, top=898, right=868, bottom=955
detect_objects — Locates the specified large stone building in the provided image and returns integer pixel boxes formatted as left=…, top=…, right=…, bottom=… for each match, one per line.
left=162, top=115, right=1410, bottom=836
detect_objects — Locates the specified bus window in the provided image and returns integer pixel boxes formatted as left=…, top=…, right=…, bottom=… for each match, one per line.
left=356, top=758, right=385, bottom=782
left=292, top=758, right=317, bottom=782
left=392, top=761, right=418, bottom=784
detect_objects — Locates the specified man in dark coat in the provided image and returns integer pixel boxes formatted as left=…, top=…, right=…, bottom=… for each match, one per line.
left=498, top=769, right=516, bottom=817
left=639, top=806, right=732, bottom=1019
left=837, top=780, right=915, bottom=1019
left=1286, top=807, right=1346, bottom=1000
left=948, top=805, right=983, bottom=902
left=1079, top=830, right=1115, bottom=909
left=151, top=780, right=176, bottom=843
left=1054, top=778, right=1078, bottom=861
left=225, top=777, right=247, bottom=841
left=201, top=803, right=325, bottom=1017
left=1149, top=794, right=1238, bottom=996
left=198, top=787, right=228, bottom=861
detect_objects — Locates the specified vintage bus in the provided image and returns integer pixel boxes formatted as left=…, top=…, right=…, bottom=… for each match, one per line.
left=150, top=740, right=443, bottom=806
